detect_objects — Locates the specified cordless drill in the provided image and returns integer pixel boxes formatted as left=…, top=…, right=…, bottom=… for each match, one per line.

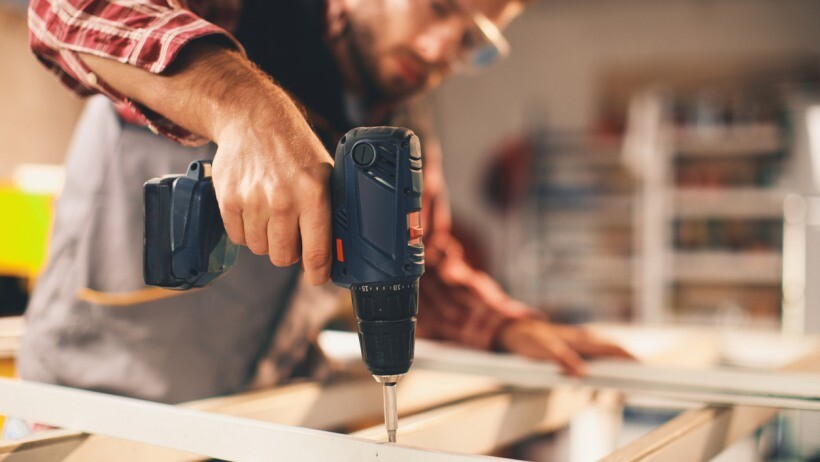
left=143, top=127, right=424, bottom=443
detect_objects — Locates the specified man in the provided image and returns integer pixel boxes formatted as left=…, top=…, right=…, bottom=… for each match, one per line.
left=19, top=0, right=631, bottom=407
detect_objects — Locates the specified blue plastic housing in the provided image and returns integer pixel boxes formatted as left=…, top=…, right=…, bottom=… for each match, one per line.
left=330, top=127, right=425, bottom=287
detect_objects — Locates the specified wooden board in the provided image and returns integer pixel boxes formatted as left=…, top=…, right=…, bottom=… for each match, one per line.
left=352, top=387, right=621, bottom=454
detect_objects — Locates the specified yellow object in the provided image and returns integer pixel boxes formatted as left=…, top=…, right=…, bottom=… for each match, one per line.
left=0, top=358, right=13, bottom=377
left=0, top=185, right=53, bottom=278
left=0, top=183, right=52, bottom=435
left=0, top=357, right=14, bottom=435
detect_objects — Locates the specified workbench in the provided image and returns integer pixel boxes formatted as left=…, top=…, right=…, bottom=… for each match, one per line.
left=0, top=321, right=818, bottom=461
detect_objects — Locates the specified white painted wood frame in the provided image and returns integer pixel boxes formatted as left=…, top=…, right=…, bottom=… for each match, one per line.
left=600, top=343, right=820, bottom=461
left=0, top=370, right=500, bottom=461
left=321, top=330, right=820, bottom=411
left=2, top=325, right=819, bottom=461
left=0, top=377, right=518, bottom=462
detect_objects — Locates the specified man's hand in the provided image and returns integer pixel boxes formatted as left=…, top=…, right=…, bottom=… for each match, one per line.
left=497, top=319, right=636, bottom=376
left=79, top=42, right=334, bottom=284
left=212, top=112, right=333, bottom=284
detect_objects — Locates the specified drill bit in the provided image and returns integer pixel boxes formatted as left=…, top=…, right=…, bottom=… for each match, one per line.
left=375, top=375, right=401, bottom=443
left=383, top=382, right=398, bottom=443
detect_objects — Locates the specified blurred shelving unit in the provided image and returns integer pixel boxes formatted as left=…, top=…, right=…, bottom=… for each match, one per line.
left=624, top=88, right=793, bottom=329
left=510, top=132, right=637, bottom=323
left=508, top=72, right=816, bottom=330
left=674, top=124, right=784, bottom=157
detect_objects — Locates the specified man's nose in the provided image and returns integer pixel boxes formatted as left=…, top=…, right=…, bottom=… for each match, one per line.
left=414, top=22, right=463, bottom=66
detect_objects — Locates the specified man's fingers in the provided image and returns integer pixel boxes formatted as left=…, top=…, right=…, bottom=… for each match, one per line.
left=609, top=345, right=637, bottom=360
left=298, top=208, right=332, bottom=285
left=523, top=337, right=587, bottom=377
left=554, top=327, right=637, bottom=362
left=242, top=209, right=270, bottom=255
left=297, top=168, right=333, bottom=285
left=220, top=208, right=246, bottom=246
left=546, top=339, right=587, bottom=377
left=578, top=342, right=637, bottom=361
left=591, top=343, right=636, bottom=360
left=267, top=213, right=301, bottom=267
left=497, top=320, right=587, bottom=376
left=563, top=330, right=637, bottom=361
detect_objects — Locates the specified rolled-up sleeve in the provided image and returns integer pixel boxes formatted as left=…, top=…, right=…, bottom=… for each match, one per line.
left=417, top=140, right=544, bottom=350
left=28, top=0, right=244, bottom=145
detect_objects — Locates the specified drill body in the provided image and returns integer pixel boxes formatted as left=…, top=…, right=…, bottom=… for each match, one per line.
left=330, top=127, right=424, bottom=378
left=329, top=127, right=424, bottom=442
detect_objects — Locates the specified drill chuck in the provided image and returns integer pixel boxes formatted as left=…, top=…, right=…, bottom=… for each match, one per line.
left=351, top=281, right=418, bottom=376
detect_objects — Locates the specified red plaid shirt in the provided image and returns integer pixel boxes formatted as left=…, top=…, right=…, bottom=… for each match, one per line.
left=28, top=0, right=536, bottom=350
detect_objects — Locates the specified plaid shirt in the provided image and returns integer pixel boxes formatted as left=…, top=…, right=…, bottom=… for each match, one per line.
left=28, top=0, right=535, bottom=352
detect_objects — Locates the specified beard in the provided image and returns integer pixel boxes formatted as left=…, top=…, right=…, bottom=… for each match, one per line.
left=345, top=19, right=388, bottom=102
left=344, top=3, right=427, bottom=104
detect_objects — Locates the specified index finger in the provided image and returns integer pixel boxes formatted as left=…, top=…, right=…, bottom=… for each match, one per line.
left=589, top=343, right=638, bottom=361
left=571, top=337, right=638, bottom=361
left=298, top=172, right=333, bottom=285
left=548, top=340, right=588, bottom=377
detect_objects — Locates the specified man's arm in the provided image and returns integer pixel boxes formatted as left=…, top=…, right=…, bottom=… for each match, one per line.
left=29, top=0, right=333, bottom=284
left=78, top=44, right=334, bottom=284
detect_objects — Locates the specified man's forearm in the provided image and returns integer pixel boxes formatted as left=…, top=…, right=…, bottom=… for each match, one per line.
left=79, top=39, right=335, bottom=284
left=78, top=41, right=302, bottom=143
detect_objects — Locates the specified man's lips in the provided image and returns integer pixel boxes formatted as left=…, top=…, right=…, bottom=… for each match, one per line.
left=395, top=55, right=427, bottom=88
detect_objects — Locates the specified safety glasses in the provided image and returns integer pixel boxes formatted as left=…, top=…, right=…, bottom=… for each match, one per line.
left=455, top=10, right=510, bottom=73
left=407, top=0, right=511, bottom=74
left=447, top=0, right=511, bottom=74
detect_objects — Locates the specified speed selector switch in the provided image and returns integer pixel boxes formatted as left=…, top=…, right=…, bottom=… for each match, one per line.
left=352, top=142, right=376, bottom=167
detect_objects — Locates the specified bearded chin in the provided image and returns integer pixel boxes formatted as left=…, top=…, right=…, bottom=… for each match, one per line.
left=346, top=24, right=388, bottom=102
left=346, top=20, right=418, bottom=104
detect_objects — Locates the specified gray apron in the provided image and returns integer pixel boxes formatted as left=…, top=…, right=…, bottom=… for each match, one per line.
left=19, top=96, right=339, bottom=404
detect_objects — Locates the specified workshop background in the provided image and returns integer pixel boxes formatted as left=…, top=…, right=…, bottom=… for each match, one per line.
left=432, top=0, right=820, bottom=330
left=1, top=0, right=820, bottom=460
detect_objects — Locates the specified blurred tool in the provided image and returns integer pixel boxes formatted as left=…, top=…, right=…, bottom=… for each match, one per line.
left=143, top=127, right=425, bottom=443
